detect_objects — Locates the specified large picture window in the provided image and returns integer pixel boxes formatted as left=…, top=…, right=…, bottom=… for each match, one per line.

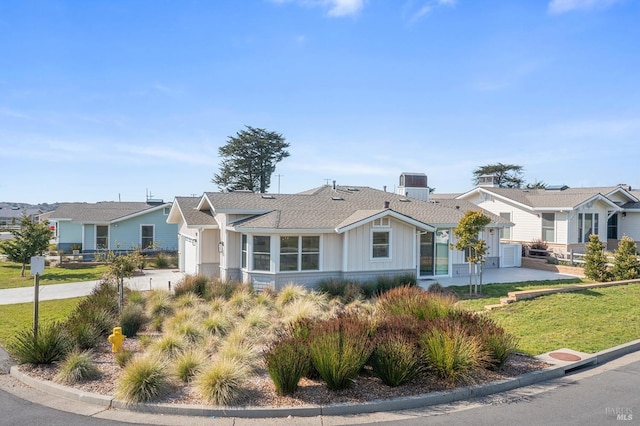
left=578, top=213, right=599, bottom=243
left=253, top=236, right=271, bottom=271
left=279, top=236, right=320, bottom=271
left=141, top=225, right=154, bottom=249
left=541, top=213, right=555, bottom=242
left=96, top=225, right=108, bottom=250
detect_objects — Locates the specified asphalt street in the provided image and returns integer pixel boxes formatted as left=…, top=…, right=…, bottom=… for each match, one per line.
left=1, top=352, right=638, bottom=426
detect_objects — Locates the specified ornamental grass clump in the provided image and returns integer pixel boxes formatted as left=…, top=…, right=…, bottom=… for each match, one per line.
left=419, top=319, right=485, bottom=384
left=9, top=321, right=69, bottom=364
left=376, top=286, right=456, bottom=321
left=264, top=337, right=310, bottom=396
left=308, top=315, right=373, bottom=390
left=65, top=321, right=102, bottom=351
left=120, top=304, right=147, bottom=337
left=173, top=274, right=209, bottom=298
left=276, top=284, right=308, bottom=307
left=370, top=316, right=426, bottom=387
left=147, top=290, right=174, bottom=319
left=202, top=311, right=232, bottom=337
left=174, top=348, right=208, bottom=383
left=55, top=350, right=101, bottom=384
left=151, top=334, right=185, bottom=359
left=116, top=355, right=172, bottom=403
left=370, top=333, right=422, bottom=387
left=451, top=310, right=519, bottom=369
left=195, top=357, right=250, bottom=405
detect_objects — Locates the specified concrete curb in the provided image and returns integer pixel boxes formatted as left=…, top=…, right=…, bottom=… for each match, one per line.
left=9, top=339, right=640, bottom=419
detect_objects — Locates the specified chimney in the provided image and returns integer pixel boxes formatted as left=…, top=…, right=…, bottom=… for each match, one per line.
left=383, top=201, right=390, bottom=209
left=383, top=185, right=387, bottom=192
left=332, top=180, right=337, bottom=191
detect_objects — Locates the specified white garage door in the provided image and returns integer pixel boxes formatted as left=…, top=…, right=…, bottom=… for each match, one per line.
left=184, top=238, right=198, bottom=275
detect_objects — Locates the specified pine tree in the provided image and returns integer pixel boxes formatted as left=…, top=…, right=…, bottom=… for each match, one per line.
left=212, top=126, right=289, bottom=193
left=0, top=214, right=53, bottom=277
left=611, top=236, right=640, bottom=281
left=583, top=234, right=611, bottom=282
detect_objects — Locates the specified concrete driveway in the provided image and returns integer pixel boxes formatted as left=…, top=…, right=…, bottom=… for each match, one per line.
left=0, top=269, right=186, bottom=305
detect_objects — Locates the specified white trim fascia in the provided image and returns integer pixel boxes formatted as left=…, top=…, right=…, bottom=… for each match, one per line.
left=196, top=194, right=213, bottom=212
left=112, top=203, right=172, bottom=223
left=216, top=209, right=272, bottom=215
left=573, top=195, right=620, bottom=211
left=336, top=210, right=435, bottom=234
left=185, top=224, right=219, bottom=230
left=459, top=188, right=537, bottom=212
left=622, top=208, right=640, bottom=213
left=228, top=226, right=334, bottom=234
left=605, top=187, right=639, bottom=203
left=166, top=201, right=184, bottom=224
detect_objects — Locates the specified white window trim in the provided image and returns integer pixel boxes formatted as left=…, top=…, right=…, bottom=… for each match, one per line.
left=140, top=224, right=155, bottom=250
left=95, top=225, right=109, bottom=250
left=372, top=217, right=391, bottom=228
left=251, top=235, right=272, bottom=272
left=578, top=212, right=599, bottom=243
left=541, top=213, right=555, bottom=243
left=278, top=235, right=322, bottom=273
left=371, top=228, right=392, bottom=261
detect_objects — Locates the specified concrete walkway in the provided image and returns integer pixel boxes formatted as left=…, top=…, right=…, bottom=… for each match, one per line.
left=419, top=266, right=582, bottom=288
left=0, top=269, right=186, bottom=306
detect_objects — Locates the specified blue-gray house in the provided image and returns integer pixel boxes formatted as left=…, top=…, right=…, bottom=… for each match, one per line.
left=48, top=200, right=178, bottom=255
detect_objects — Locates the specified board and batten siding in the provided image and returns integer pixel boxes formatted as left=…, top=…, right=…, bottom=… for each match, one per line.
left=344, top=219, right=416, bottom=272
left=57, top=221, right=82, bottom=245
left=473, top=196, right=543, bottom=243
left=619, top=213, right=640, bottom=241
left=83, top=224, right=96, bottom=249
left=108, top=208, right=178, bottom=250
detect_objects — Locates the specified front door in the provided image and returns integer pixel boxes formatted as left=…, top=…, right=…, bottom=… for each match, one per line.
left=419, top=232, right=434, bottom=277
left=419, top=230, right=450, bottom=278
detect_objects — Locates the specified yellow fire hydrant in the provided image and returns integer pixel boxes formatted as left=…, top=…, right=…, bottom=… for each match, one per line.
left=108, top=327, right=126, bottom=353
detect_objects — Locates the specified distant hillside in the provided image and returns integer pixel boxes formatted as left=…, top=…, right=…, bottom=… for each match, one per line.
left=0, top=202, right=59, bottom=213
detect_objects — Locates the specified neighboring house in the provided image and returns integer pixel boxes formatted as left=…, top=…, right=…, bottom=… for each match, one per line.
left=0, top=205, right=42, bottom=229
left=48, top=201, right=178, bottom=254
left=455, top=180, right=640, bottom=253
left=167, top=177, right=514, bottom=290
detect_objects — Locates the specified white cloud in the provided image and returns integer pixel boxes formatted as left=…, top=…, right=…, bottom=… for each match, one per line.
left=270, top=0, right=366, bottom=17
left=406, top=0, right=456, bottom=25
left=326, top=0, right=365, bottom=16
left=548, top=0, right=623, bottom=14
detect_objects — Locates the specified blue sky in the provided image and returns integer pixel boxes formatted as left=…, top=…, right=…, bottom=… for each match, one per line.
left=2, top=0, right=639, bottom=204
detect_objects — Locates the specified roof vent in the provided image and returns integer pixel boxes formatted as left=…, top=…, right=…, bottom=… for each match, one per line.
left=347, top=187, right=359, bottom=192
left=383, top=201, right=390, bottom=209
left=399, top=198, right=410, bottom=202
left=261, top=194, right=275, bottom=199
left=546, top=185, right=569, bottom=191
left=331, top=196, right=344, bottom=201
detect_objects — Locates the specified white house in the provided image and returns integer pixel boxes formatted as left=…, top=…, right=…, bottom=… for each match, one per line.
left=167, top=177, right=514, bottom=290
left=454, top=180, right=640, bottom=253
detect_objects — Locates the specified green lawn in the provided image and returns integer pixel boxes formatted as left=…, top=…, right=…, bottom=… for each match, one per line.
left=0, top=261, right=109, bottom=290
left=487, top=284, right=640, bottom=355
left=451, top=278, right=587, bottom=311
left=0, top=298, right=82, bottom=348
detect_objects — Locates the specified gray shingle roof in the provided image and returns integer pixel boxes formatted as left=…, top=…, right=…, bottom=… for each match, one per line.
left=48, top=202, right=169, bottom=222
left=466, top=186, right=624, bottom=209
left=173, top=197, right=218, bottom=227
left=202, top=186, right=510, bottom=231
